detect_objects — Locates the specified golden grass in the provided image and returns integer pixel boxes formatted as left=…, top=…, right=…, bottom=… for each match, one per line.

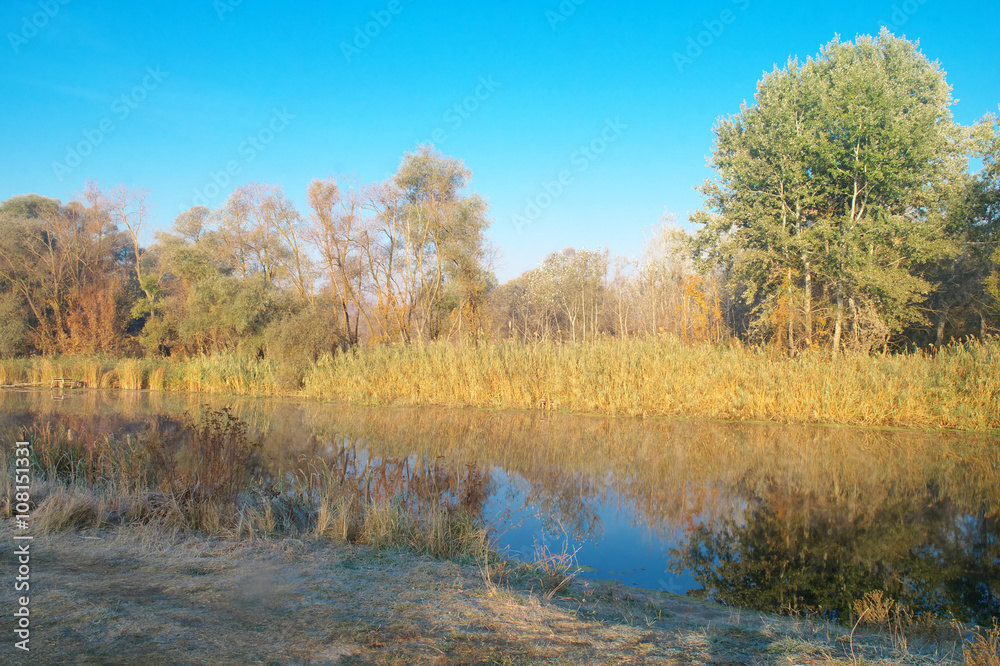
left=302, top=337, right=1000, bottom=430
left=4, top=336, right=998, bottom=430
left=0, top=358, right=30, bottom=385
left=147, top=364, right=167, bottom=391
left=115, top=359, right=145, bottom=390
left=956, top=619, right=1000, bottom=666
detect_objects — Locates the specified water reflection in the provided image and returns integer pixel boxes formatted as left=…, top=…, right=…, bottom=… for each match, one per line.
left=302, top=445, right=493, bottom=522
left=1, top=389, right=997, bottom=622
left=672, top=482, right=1000, bottom=623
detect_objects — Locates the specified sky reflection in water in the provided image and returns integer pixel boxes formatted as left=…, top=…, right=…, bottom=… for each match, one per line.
left=2, top=389, right=997, bottom=623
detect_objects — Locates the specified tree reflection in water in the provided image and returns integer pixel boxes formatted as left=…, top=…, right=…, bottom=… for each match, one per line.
left=670, top=481, right=1000, bottom=624
left=2, top=390, right=997, bottom=622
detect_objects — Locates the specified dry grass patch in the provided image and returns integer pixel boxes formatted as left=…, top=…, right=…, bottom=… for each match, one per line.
left=4, top=521, right=977, bottom=664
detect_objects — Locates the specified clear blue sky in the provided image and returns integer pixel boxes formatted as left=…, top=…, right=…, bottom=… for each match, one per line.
left=2, top=0, right=998, bottom=281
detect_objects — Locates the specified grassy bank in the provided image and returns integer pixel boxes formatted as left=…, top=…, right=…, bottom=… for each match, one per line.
left=3, top=337, right=999, bottom=430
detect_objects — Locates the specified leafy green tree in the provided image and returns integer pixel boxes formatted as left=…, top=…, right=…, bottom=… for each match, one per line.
left=177, top=274, right=278, bottom=354
left=693, top=30, right=967, bottom=352
left=975, top=112, right=1000, bottom=324
left=0, top=194, right=60, bottom=220
left=132, top=207, right=230, bottom=355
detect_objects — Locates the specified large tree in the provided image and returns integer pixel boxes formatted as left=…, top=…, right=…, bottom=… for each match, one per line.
left=308, top=147, right=494, bottom=344
left=975, top=112, right=1000, bottom=325
left=692, top=30, right=967, bottom=352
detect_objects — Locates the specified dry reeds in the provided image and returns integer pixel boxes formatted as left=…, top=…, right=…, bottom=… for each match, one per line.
left=301, top=337, right=1000, bottom=430
left=7, top=337, right=998, bottom=430
left=1, top=409, right=491, bottom=562
left=116, top=359, right=145, bottom=390
left=962, top=620, right=1000, bottom=666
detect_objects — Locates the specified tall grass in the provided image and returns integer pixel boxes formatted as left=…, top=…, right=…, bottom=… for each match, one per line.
left=3, top=337, right=998, bottom=429
left=301, top=337, right=1000, bottom=430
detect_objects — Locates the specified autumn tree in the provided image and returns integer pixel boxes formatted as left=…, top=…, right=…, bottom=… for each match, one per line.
left=307, top=178, right=375, bottom=343
left=394, top=145, right=493, bottom=343
left=307, top=148, right=494, bottom=345
left=214, top=184, right=307, bottom=292
left=628, top=222, right=725, bottom=342
left=0, top=187, right=133, bottom=354
left=491, top=248, right=609, bottom=343
left=107, top=185, right=154, bottom=300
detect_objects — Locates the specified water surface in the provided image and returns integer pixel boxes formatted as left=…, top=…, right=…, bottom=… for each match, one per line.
left=2, top=389, right=997, bottom=623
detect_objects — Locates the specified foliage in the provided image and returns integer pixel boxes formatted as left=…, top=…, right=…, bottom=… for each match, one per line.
left=261, top=297, right=345, bottom=389
left=177, top=274, right=279, bottom=354
left=492, top=247, right=610, bottom=342
left=0, top=185, right=134, bottom=355
left=692, top=30, right=968, bottom=351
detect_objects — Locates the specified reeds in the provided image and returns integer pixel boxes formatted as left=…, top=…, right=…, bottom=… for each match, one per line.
left=115, top=359, right=145, bottom=390
left=322, top=494, right=488, bottom=560
left=302, top=337, right=1000, bottom=430
left=0, top=410, right=491, bottom=561
left=6, top=336, right=998, bottom=430
left=961, top=620, right=1000, bottom=666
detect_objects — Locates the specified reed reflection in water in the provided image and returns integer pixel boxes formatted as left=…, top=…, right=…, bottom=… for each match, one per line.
left=2, top=389, right=996, bottom=622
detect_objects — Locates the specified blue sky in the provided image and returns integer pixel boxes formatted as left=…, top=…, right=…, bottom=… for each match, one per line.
left=2, top=0, right=998, bottom=281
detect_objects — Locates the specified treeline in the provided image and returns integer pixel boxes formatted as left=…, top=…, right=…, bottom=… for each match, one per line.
left=0, top=146, right=496, bottom=369
left=1, top=32, right=998, bottom=373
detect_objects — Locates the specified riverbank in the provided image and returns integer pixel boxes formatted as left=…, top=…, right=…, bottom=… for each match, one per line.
left=1, top=522, right=982, bottom=665
left=2, top=337, right=999, bottom=431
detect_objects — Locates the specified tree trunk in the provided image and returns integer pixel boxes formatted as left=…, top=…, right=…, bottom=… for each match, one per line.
left=935, top=306, right=949, bottom=347
left=787, top=268, right=795, bottom=353
left=832, top=281, right=844, bottom=354
left=803, top=259, right=812, bottom=348
left=850, top=297, right=860, bottom=349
